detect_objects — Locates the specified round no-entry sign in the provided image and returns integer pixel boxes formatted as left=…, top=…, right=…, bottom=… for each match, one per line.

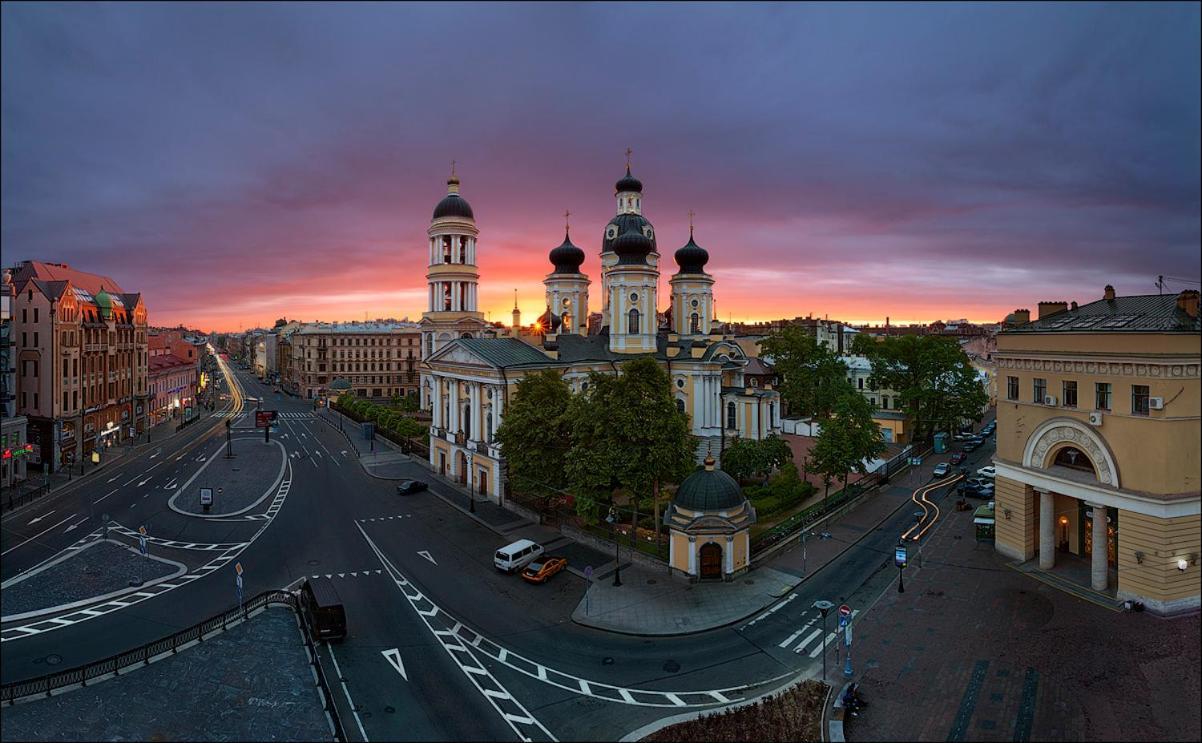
left=839, top=604, right=852, bottom=617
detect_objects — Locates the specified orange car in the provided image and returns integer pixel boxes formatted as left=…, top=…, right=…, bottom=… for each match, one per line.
left=521, top=556, right=567, bottom=584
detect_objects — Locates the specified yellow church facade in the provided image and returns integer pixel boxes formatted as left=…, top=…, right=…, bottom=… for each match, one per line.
left=420, top=164, right=783, bottom=502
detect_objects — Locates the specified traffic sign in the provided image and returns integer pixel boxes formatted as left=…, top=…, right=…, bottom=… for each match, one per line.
left=895, top=545, right=908, bottom=568
left=235, top=561, right=243, bottom=576
left=199, top=488, right=213, bottom=506
left=584, top=565, right=593, bottom=580
left=838, top=604, right=852, bottom=617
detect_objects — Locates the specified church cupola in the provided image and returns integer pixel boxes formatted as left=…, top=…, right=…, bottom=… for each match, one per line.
left=670, top=212, right=715, bottom=337
left=544, top=211, right=590, bottom=336
left=421, top=162, right=485, bottom=363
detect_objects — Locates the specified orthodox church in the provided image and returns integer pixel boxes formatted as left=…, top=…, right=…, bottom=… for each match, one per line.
left=420, top=161, right=782, bottom=504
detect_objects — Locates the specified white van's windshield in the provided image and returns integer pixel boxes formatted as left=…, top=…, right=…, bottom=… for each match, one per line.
left=496, top=551, right=508, bottom=561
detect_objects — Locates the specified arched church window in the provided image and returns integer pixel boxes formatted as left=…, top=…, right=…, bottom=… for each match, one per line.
left=726, top=401, right=737, bottom=430
left=628, top=308, right=640, bottom=335
left=462, top=404, right=471, bottom=438
left=561, top=312, right=571, bottom=331
left=676, top=398, right=685, bottom=414
left=1053, top=446, right=1095, bottom=475
left=690, top=313, right=700, bottom=334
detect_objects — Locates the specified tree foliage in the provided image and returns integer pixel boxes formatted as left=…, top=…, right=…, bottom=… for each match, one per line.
left=721, top=435, right=793, bottom=483
left=865, top=335, right=988, bottom=441
left=759, top=325, right=849, bottom=419
left=494, top=370, right=575, bottom=499
left=810, top=391, right=886, bottom=500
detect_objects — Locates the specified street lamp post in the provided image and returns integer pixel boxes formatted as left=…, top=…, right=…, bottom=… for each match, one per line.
left=606, top=507, right=622, bottom=587
left=813, top=600, right=834, bottom=681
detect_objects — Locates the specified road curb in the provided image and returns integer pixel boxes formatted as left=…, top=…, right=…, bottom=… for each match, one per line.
left=166, top=439, right=287, bottom=518
left=618, top=668, right=820, bottom=742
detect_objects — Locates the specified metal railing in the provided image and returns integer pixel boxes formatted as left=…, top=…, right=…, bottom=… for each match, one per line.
left=1, top=588, right=346, bottom=740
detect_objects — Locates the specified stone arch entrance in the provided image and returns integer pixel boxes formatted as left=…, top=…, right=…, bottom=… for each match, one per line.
left=1023, top=417, right=1119, bottom=487
left=699, top=542, right=723, bottom=580
left=455, top=450, right=468, bottom=485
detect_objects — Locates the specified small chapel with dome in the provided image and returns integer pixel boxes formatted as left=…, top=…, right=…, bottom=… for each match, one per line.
left=419, top=157, right=782, bottom=515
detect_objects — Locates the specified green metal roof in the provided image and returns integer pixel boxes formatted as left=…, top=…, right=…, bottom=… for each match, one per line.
left=457, top=338, right=554, bottom=368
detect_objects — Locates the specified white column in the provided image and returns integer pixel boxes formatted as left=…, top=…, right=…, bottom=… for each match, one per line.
left=1091, top=504, right=1109, bottom=591
left=432, top=379, right=442, bottom=428
left=494, top=384, right=504, bottom=426
left=449, top=383, right=459, bottom=432
left=471, top=383, right=482, bottom=441
left=687, top=537, right=696, bottom=575
left=1038, top=490, right=1055, bottom=570
left=725, top=535, right=734, bottom=574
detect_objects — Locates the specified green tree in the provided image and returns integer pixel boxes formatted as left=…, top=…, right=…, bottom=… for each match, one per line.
left=867, top=335, right=989, bottom=441
left=494, top=370, right=575, bottom=502
left=810, top=391, right=886, bottom=507
left=759, top=325, right=849, bottom=420
left=565, top=359, right=695, bottom=542
left=849, top=332, right=879, bottom=357
left=720, top=435, right=793, bottom=483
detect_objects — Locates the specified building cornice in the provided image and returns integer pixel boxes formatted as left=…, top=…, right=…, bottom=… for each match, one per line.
left=995, top=353, right=1200, bottom=379
left=994, top=457, right=1200, bottom=519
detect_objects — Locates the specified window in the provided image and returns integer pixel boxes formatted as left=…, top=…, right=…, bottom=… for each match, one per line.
left=33, top=332, right=38, bottom=347
left=726, top=401, right=737, bottom=429
left=1063, top=380, right=1077, bottom=408
left=676, top=398, right=685, bottom=413
left=22, top=308, right=26, bottom=323
left=628, top=308, right=640, bottom=335
left=1006, top=376, right=1018, bottom=401
left=690, top=313, right=700, bottom=333
left=1095, top=383, right=1111, bottom=411
left=33, top=308, right=38, bottom=323
left=1033, top=378, right=1046, bottom=403
left=1132, top=385, right=1150, bottom=416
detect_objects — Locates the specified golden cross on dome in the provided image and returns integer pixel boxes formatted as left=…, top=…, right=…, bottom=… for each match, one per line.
left=688, top=209, right=695, bottom=236
left=450, top=160, right=456, bottom=177
left=625, top=147, right=632, bottom=169
left=564, top=209, right=571, bottom=232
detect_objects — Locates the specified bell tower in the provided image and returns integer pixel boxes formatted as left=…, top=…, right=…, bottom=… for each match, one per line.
left=544, top=211, right=591, bottom=337
left=670, top=212, right=715, bottom=337
left=420, top=165, right=486, bottom=361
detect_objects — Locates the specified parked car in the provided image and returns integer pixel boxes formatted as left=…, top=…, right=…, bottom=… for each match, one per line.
left=495, top=539, right=545, bottom=573
left=950, top=452, right=966, bottom=465
left=396, top=479, right=429, bottom=495
left=953, top=432, right=974, bottom=441
left=977, top=466, right=996, bottom=479
left=962, top=440, right=980, bottom=452
left=960, top=484, right=993, bottom=499
left=933, top=462, right=950, bottom=477
left=521, top=556, right=568, bottom=584
left=964, top=477, right=991, bottom=490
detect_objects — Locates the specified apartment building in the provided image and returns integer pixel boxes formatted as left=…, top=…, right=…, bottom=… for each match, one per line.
left=289, top=321, right=422, bottom=399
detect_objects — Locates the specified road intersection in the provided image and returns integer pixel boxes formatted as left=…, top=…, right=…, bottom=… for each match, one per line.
left=1, top=356, right=992, bottom=741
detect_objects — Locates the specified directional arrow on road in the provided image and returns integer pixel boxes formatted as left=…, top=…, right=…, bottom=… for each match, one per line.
left=381, top=648, right=408, bottom=680
left=417, top=550, right=437, bottom=565
left=27, top=511, right=56, bottom=525
left=62, top=519, right=87, bottom=534
left=138, top=477, right=152, bottom=487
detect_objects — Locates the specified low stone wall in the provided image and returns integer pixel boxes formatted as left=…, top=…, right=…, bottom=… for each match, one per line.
left=561, top=524, right=668, bottom=572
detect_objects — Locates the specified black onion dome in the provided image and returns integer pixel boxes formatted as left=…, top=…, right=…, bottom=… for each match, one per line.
left=601, top=213, right=657, bottom=254
left=536, top=307, right=563, bottom=332
left=615, top=165, right=642, bottom=194
left=673, top=460, right=744, bottom=511
left=549, top=233, right=585, bottom=274
left=612, top=225, right=653, bottom=264
left=432, top=193, right=474, bottom=220
left=674, top=233, right=709, bottom=274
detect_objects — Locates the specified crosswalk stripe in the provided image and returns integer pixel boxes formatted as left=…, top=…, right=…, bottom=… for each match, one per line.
left=794, top=628, right=825, bottom=654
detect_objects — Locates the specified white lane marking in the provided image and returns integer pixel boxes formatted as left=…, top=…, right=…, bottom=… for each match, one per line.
left=808, top=631, right=840, bottom=658
left=381, top=648, right=407, bottom=680
left=2, top=514, right=77, bottom=556
left=328, top=643, right=370, bottom=742
left=740, top=593, right=797, bottom=630
left=779, top=615, right=820, bottom=648
left=107, top=475, right=120, bottom=483
left=793, top=628, right=824, bottom=654
left=164, top=478, right=178, bottom=490
left=27, top=511, right=57, bottom=525
left=149, top=452, right=159, bottom=459
left=95, top=488, right=119, bottom=503
left=62, top=518, right=89, bottom=534
left=417, top=550, right=437, bottom=565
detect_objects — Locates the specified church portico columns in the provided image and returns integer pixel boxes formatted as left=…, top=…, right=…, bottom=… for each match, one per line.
left=1038, top=489, right=1055, bottom=570
left=1089, top=502, right=1109, bottom=591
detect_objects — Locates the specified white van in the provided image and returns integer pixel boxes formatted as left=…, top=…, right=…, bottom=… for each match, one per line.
left=494, top=539, right=544, bottom=574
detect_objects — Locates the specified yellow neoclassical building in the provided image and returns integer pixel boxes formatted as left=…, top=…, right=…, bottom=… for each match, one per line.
left=419, top=163, right=783, bottom=501
left=993, top=288, right=1201, bottom=614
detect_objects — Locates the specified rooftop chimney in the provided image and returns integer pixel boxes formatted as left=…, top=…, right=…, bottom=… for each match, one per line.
left=1070, top=301, right=1078, bottom=311
left=1011, top=309, right=1030, bottom=325
left=1038, top=301, right=1069, bottom=319
left=1104, top=285, right=1116, bottom=301
left=1177, top=289, right=1200, bottom=319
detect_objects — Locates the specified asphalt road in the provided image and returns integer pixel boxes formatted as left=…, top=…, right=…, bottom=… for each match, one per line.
left=1, top=360, right=1000, bottom=741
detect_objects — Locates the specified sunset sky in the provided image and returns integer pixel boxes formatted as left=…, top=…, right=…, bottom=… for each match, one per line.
left=2, top=3, right=1199, bottom=333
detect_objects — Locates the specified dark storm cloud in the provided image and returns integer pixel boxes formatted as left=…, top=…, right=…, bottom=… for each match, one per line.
left=2, top=2, right=1198, bottom=328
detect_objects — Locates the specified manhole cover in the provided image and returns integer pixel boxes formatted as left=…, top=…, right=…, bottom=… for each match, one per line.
left=646, top=579, right=657, bottom=585
left=45, top=654, right=62, bottom=665
left=602, top=657, right=614, bottom=665
left=384, top=706, right=395, bottom=714
left=308, top=560, right=320, bottom=566
left=662, top=660, right=680, bottom=673
left=744, top=579, right=755, bottom=585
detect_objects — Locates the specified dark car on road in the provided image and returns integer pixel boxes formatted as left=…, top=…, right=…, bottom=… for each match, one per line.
left=962, top=440, right=980, bottom=452
left=950, top=452, right=966, bottom=465
left=396, top=479, right=428, bottom=495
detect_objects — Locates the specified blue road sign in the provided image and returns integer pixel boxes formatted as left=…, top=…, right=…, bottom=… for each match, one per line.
left=895, top=545, right=908, bottom=568
left=839, top=614, right=849, bottom=629
left=138, top=536, right=148, bottom=557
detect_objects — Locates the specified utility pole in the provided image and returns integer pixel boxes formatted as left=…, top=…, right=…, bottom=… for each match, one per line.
left=813, top=600, right=834, bottom=681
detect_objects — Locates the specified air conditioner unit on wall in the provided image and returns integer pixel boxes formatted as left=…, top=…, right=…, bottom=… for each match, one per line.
left=1088, top=411, right=1103, bottom=426
left=1043, top=395, right=1057, bottom=406
left=1149, top=397, right=1164, bottom=410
